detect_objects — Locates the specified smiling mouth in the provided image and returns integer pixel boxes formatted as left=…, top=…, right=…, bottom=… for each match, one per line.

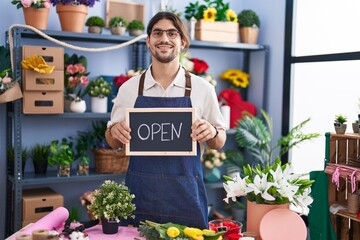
left=156, top=44, right=173, bottom=50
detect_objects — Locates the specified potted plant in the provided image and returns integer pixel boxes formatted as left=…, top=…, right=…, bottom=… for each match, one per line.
left=127, top=20, right=145, bottom=36
left=89, top=180, right=136, bottom=234
left=85, top=16, right=105, bottom=34
left=72, top=131, right=92, bottom=175
left=11, top=0, right=51, bottom=30
left=7, top=147, right=28, bottom=175
left=237, top=9, right=260, bottom=44
left=87, top=77, right=112, bottom=113
left=30, top=144, right=50, bottom=175
left=353, top=120, right=359, bottom=133
left=50, top=0, right=101, bottom=33
left=201, top=148, right=226, bottom=183
left=48, top=138, right=74, bottom=177
left=334, top=114, right=347, bottom=134
left=109, top=16, right=128, bottom=36
left=63, top=53, right=90, bottom=113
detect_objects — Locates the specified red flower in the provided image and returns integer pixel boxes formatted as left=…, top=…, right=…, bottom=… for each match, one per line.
left=114, top=75, right=132, bottom=89
left=191, top=58, right=209, bottom=75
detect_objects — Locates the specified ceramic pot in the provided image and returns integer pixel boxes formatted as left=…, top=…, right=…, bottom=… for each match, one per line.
left=88, top=26, right=102, bottom=34
left=352, top=122, right=359, bottom=133
left=110, top=26, right=127, bottom=35
left=56, top=4, right=88, bottom=33
left=246, top=200, right=289, bottom=240
left=101, top=217, right=119, bottom=234
left=129, top=29, right=144, bottom=36
left=334, top=123, right=347, bottom=134
left=91, top=96, right=108, bottom=113
left=70, top=99, right=86, bottom=113
left=23, top=7, right=50, bottom=30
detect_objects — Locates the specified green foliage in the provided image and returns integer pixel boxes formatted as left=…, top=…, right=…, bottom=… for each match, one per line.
left=89, top=180, right=136, bottom=221
left=109, top=17, right=128, bottom=28
left=334, top=114, right=347, bottom=124
left=30, top=144, right=50, bottom=164
left=87, top=77, right=112, bottom=97
left=89, top=120, right=109, bottom=149
left=85, top=16, right=105, bottom=27
left=127, top=20, right=145, bottom=30
left=64, top=53, right=87, bottom=68
left=69, top=207, right=81, bottom=222
left=71, top=131, right=92, bottom=166
left=48, top=138, right=74, bottom=167
left=235, top=110, right=320, bottom=169
left=184, top=0, right=232, bottom=21
left=7, top=147, right=28, bottom=170
left=238, top=9, right=260, bottom=28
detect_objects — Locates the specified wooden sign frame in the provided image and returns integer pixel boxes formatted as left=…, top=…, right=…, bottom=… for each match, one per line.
left=125, top=108, right=197, bottom=156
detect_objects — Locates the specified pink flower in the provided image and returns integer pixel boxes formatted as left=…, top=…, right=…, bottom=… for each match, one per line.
left=75, top=63, right=86, bottom=74
left=43, top=0, right=51, bottom=8
left=80, top=76, right=88, bottom=86
left=66, top=64, right=75, bottom=75
left=3, top=77, right=12, bottom=84
left=21, top=0, right=33, bottom=8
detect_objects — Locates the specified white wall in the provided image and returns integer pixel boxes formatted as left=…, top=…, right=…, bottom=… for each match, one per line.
left=0, top=0, right=286, bottom=237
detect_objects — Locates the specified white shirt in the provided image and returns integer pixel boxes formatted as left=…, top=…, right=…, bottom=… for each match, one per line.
left=108, top=66, right=226, bottom=154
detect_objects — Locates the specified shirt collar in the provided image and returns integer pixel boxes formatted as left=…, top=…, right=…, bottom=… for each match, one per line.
left=143, top=64, right=186, bottom=91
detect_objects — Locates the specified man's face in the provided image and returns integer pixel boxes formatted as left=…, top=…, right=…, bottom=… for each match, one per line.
left=146, top=19, right=183, bottom=64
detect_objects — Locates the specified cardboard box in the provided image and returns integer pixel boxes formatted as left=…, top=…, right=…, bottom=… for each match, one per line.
left=23, top=69, right=63, bottom=91
left=195, top=20, right=239, bottom=43
left=22, top=45, right=64, bottom=70
left=105, top=0, right=144, bottom=27
left=23, top=90, right=64, bottom=114
left=22, top=188, right=63, bottom=221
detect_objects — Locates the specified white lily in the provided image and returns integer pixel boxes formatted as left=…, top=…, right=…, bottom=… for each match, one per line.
left=223, top=173, right=248, bottom=203
left=247, top=174, right=275, bottom=201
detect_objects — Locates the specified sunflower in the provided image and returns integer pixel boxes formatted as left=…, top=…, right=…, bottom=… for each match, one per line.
left=203, top=8, right=217, bottom=22
left=226, top=9, right=238, bottom=22
left=220, top=69, right=250, bottom=88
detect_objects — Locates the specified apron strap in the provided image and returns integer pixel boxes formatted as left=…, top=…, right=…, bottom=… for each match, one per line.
left=138, top=68, right=192, bottom=97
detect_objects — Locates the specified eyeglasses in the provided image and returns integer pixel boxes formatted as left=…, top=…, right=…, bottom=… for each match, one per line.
left=151, top=29, right=179, bottom=39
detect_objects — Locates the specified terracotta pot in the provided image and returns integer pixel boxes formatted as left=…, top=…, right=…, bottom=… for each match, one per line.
left=23, top=7, right=50, bottom=30
left=239, top=27, right=259, bottom=44
left=246, top=200, right=289, bottom=240
left=56, top=4, right=88, bottom=33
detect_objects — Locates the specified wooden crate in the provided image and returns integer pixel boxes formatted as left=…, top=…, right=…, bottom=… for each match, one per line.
left=327, top=133, right=360, bottom=239
left=195, top=20, right=239, bottom=43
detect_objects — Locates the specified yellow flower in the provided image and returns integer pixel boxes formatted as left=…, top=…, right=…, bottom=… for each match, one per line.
left=167, top=226, right=180, bottom=238
left=220, top=69, right=250, bottom=88
left=203, top=8, right=217, bottom=22
left=202, top=229, right=216, bottom=235
left=226, top=9, right=238, bottom=22
left=184, top=227, right=204, bottom=239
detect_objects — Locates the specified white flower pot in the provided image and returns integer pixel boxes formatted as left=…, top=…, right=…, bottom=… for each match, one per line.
left=70, top=99, right=86, bottom=113
left=91, top=96, right=108, bottom=113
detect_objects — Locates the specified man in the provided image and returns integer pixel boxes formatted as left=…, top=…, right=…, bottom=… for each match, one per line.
left=105, top=11, right=226, bottom=228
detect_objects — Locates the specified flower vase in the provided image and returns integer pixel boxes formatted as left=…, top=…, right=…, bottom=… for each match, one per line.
left=23, top=7, right=50, bottom=30
left=56, top=4, right=88, bottom=33
left=246, top=200, right=289, bottom=240
left=77, top=164, right=89, bottom=175
left=101, top=217, right=119, bottom=234
left=70, top=99, right=86, bottom=113
left=91, top=96, right=108, bottom=113
left=58, top=165, right=71, bottom=177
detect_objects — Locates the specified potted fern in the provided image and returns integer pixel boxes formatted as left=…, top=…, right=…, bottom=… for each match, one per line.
left=87, top=76, right=112, bottom=113
left=85, top=16, right=105, bottom=34
left=334, top=114, right=347, bottom=134
left=30, top=144, right=50, bottom=175
left=127, top=20, right=145, bottom=36
left=237, top=9, right=260, bottom=44
left=109, top=16, right=128, bottom=36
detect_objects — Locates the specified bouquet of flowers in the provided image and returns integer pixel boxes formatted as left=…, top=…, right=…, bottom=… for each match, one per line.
left=113, top=68, right=144, bottom=89
left=0, top=69, right=13, bottom=94
left=180, top=52, right=217, bottom=86
left=201, top=148, right=226, bottom=169
left=64, top=53, right=90, bottom=101
left=223, top=158, right=315, bottom=212
left=184, top=0, right=238, bottom=22
left=11, top=0, right=51, bottom=9
left=220, top=69, right=249, bottom=88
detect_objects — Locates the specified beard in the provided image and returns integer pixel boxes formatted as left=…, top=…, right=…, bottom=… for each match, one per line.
left=150, top=42, right=180, bottom=63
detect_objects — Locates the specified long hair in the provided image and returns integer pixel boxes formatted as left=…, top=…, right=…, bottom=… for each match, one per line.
left=147, top=11, right=190, bottom=51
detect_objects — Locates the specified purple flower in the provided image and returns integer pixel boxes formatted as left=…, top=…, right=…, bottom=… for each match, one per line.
left=50, top=0, right=100, bottom=7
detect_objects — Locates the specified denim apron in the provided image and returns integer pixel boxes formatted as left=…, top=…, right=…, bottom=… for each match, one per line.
left=122, top=70, right=208, bottom=229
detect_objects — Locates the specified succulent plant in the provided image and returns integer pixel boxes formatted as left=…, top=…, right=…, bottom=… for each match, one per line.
left=85, top=16, right=105, bottom=27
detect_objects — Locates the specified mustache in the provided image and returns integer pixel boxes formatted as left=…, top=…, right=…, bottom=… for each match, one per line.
left=155, top=41, right=173, bottom=47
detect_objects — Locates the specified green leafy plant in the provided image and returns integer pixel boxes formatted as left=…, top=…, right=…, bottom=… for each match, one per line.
left=334, top=114, right=347, bottom=124
left=184, top=0, right=237, bottom=22
left=72, top=131, right=92, bottom=166
left=0, top=46, right=14, bottom=95
left=48, top=138, right=74, bottom=167
left=127, top=20, right=145, bottom=31
left=69, top=207, right=81, bottom=222
left=30, top=144, right=50, bottom=164
left=89, top=180, right=136, bottom=221
left=85, top=16, right=105, bottom=27
left=90, top=121, right=110, bottom=149
left=87, top=77, right=112, bottom=98
left=109, top=16, right=128, bottom=28
left=7, top=147, right=28, bottom=173
left=237, top=9, right=260, bottom=28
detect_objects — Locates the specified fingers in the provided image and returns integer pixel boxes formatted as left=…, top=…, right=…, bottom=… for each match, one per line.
left=191, top=119, right=214, bottom=143
left=111, top=120, right=131, bottom=144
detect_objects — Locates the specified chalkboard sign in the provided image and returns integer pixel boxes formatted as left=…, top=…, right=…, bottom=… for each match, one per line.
left=125, top=108, right=196, bottom=156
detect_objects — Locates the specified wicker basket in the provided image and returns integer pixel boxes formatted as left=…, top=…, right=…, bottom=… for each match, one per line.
left=94, top=148, right=129, bottom=174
